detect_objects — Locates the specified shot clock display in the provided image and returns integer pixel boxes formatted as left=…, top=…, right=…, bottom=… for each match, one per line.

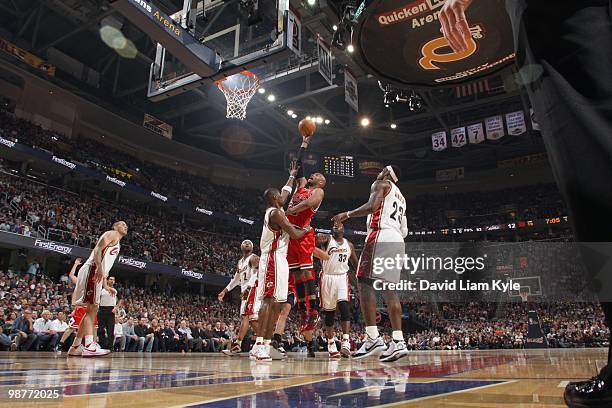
left=323, top=155, right=355, bottom=178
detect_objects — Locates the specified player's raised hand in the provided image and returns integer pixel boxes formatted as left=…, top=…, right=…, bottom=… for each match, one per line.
left=289, top=160, right=299, bottom=177
left=439, top=0, right=473, bottom=53
left=74, top=257, right=82, bottom=266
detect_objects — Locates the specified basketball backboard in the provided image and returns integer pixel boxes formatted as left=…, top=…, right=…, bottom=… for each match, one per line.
left=147, top=0, right=293, bottom=101
left=508, top=276, right=542, bottom=299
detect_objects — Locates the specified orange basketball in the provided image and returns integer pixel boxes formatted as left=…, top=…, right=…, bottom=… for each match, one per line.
left=298, top=118, right=317, bottom=137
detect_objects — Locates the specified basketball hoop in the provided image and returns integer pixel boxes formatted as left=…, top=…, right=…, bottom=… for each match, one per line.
left=215, top=71, right=260, bottom=120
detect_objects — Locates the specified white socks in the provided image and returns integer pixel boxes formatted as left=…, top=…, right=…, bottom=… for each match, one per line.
left=392, top=330, right=404, bottom=342
left=256, top=336, right=263, bottom=344
left=365, top=326, right=379, bottom=340
left=84, top=335, right=94, bottom=346
left=342, top=334, right=350, bottom=341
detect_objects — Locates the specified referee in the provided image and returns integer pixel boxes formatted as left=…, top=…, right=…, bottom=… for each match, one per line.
left=97, top=276, right=117, bottom=350
left=441, top=1, right=612, bottom=406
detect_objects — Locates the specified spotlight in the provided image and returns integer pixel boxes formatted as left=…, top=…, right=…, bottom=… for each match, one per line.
left=332, top=25, right=338, bottom=31
left=306, top=116, right=311, bottom=120
left=307, top=0, right=316, bottom=5
left=287, top=109, right=294, bottom=116
left=324, top=119, right=330, bottom=124
left=347, top=44, right=355, bottom=53
left=267, top=94, right=276, bottom=102
left=390, top=123, right=397, bottom=129
left=360, top=118, right=370, bottom=127
left=258, top=88, right=266, bottom=94
left=292, top=114, right=297, bottom=119
left=315, top=117, right=323, bottom=124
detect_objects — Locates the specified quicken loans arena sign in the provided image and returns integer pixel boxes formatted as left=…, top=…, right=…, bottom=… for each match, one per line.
left=354, top=0, right=515, bottom=87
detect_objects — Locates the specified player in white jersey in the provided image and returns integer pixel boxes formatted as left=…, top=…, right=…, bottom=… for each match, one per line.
left=251, top=165, right=311, bottom=362
left=332, top=166, right=409, bottom=362
left=218, top=239, right=260, bottom=356
left=68, top=221, right=127, bottom=358
left=316, top=223, right=358, bottom=358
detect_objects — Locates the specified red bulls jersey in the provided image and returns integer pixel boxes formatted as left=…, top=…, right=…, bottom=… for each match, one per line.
left=287, top=187, right=317, bottom=228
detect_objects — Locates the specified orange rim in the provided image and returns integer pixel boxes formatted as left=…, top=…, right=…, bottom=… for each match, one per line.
left=215, top=70, right=260, bottom=95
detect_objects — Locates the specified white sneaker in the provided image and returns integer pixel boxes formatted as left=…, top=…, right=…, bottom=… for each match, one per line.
left=67, top=344, right=83, bottom=357
left=82, top=342, right=110, bottom=358
left=328, top=341, right=341, bottom=358
left=379, top=340, right=409, bottom=362
left=250, top=343, right=272, bottom=363
left=340, top=340, right=351, bottom=358
left=352, top=336, right=386, bottom=360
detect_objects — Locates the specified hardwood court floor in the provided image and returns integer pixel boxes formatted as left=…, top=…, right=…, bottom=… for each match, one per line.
left=0, top=348, right=605, bottom=407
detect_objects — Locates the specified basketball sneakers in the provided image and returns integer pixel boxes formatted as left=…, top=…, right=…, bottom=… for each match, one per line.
left=249, top=342, right=272, bottom=362
left=67, top=344, right=83, bottom=357
left=82, top=342, right=110, bottom=357
left=379, top=339, right=409, bottom=362
left=222, top=340, right=242, bottom=356
left=340, top=338, right=351, bottom=358
left=352, top=335, right=386, bottom=359
left=328, top=341, right=341, bottom=358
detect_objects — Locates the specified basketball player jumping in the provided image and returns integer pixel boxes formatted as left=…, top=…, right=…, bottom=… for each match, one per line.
left=68, top=221, right=127, bottom=357
left=284, top=134, right=326, bottom=356
left=332, top=166, right=409, bottom=362
left=316, top=223, right=358, bottom=358
left=251, top=166, right=311, bottom=362
left=218, top=240, right=260, bottom=356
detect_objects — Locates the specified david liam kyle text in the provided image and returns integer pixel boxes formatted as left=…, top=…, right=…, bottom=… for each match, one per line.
left=374, top=279, right=521, bottom=292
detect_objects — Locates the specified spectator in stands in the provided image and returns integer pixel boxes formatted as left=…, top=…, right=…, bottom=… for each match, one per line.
left=191, top=321, right=209, bottom=352
left=33, top=310, right=58, bottom=351
left=134, top=317, right=153, bottom=352
left=113, top=316, right=125, bottom=352
left=50, top=311, right=68, bottom=350
left=177, top=320, right=194, bottom=353
left=10, top=309, right=37, bottom=351
left=122, top=317, right=139, bottom=352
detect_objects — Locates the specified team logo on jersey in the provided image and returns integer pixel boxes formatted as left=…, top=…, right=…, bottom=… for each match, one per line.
left=328, top=247, right=349, bottom=255
left=266, top=282, right=274, bottom=288
left=110, top=247, right=119, bottom=256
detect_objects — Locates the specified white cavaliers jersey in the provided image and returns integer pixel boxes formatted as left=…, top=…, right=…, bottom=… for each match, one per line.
left=83, top=238, right=120, bottom=277
left=322, top=236, right=351, bottom=276
left=260, top=207, right=289, bottom=257
left=366, top=181, right=407, bottom=237
left=236, top=254, right=257, bottom=292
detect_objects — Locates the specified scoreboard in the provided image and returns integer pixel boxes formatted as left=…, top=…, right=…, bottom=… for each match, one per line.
left=323, top=155, right=355, bottom=178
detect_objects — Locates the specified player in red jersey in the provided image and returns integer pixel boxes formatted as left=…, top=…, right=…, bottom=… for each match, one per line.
left=284, top=134, right=326, bottom=357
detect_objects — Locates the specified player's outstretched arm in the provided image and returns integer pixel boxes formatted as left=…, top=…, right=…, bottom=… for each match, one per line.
left=68, top=257, right=82, bottom=285
left=270, top=209, right=310, bottom=240
left=287, top=188, right=324, bottom=216
left=219, top=269, right=240, bottom=301
left=314, top=247, right=330, bottom=261
left=331, top=180, right=388, bottom=224
left=279, top=161, right=299, bottom=205
left=295, top=135, right=312, bottom=187
left=439, top=0, right=473, bottom=52
left=347, top=241, right=359, bottom=288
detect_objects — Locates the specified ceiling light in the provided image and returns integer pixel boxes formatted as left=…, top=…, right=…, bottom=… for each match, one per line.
left=307, top=0, right=316, bottom=5
left=287, top=109, right=294, bottom=116
left=324, top=119, right=330, bottom=124
left=292, top=114, right=297, bottom=119
left=315, top=117, right=323, bottom=124
left=267, top=94, right=275, bottom=102
left=360, top=118, right=370, bottom=127
left=347, top=44, right=355, bottom=53
left=332, top=25, right=338, bottom=31
left=390, top=123, right=397, bottom=129
left=258, top=88, right=266, bottom=94
left=306, top=116, right=311, bottom=120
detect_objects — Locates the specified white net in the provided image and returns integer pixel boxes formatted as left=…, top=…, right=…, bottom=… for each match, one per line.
left=215, top=71, right=260, bottom=120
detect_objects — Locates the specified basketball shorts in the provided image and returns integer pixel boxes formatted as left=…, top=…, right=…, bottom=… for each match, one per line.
left=319, top=273, right=350, bottom=311
left=69, top=307, right=98, bottom=329
left=257, top=250, right=289, bottom=303
left=287, top=228, right=315, bottom=271
left=244, top=285, right=261, bottom=321
left=72, top=263, right=104, bottom=306
left=357, top=229, right=405, bottom=284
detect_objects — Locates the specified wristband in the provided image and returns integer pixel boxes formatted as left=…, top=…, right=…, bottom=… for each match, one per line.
left=288, top=176, right=295, bottom=180
left=282, top=186, right=293, bottom=194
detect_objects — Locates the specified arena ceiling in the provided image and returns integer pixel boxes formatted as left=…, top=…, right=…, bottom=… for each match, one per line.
left=0, top=0, right=547, bottom=179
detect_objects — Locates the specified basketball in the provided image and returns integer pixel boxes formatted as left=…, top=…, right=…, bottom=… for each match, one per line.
left=298, top=118, right=317, bottom=137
